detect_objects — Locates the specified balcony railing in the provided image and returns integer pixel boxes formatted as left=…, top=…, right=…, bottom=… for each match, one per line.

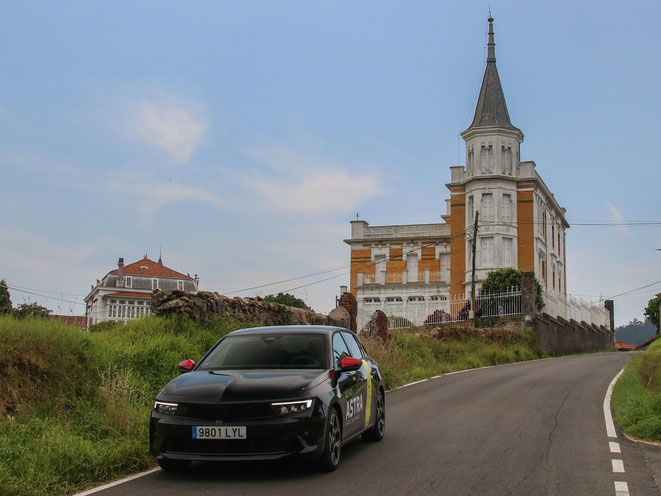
left=360, top=269, right=448, bottom=286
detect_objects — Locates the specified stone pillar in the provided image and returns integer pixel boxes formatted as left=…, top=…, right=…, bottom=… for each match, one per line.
left=604, top=300, right=614, bottom=332
left=521, top=271, right=536, bottom=324
left=338, top=292, right=358, bottom=332
left=367, top=310, right=388, bottom=341
left=402, top=270, right=408, bottom=285
left=425, top=268, right=430, bottom=284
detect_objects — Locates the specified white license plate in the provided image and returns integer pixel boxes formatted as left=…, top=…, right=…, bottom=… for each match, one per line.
left=192, top=426, right=246, bottom=440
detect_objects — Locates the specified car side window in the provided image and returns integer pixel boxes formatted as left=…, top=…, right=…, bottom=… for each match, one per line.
left=341, top=331, right=364, bottom=359
left=332, top=332, right=351, bottom=368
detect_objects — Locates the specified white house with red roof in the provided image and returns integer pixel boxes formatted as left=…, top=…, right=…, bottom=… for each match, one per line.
left=84, top=255, right=199, bottom=328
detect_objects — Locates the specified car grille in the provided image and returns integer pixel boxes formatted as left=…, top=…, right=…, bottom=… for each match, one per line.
left=176, top=402, right=275, bottom=421
left=163, top=437, right=288, bottom=455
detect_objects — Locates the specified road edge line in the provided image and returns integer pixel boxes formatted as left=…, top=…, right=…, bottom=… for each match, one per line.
left=604, top=367, right=625, bottom=438
left=72, top=467, right=160, bottom=496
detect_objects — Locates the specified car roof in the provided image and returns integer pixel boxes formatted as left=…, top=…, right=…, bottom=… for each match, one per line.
left=227, top=325, right=349, bottom=336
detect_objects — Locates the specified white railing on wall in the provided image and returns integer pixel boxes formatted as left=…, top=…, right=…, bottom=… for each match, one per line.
left=541, top=290, right=609, bottom=328
left=357, top=289, right=522, bottom=331
left=357, top=288, right=609, bottom=332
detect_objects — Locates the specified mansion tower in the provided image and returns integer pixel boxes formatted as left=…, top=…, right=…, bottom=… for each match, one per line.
left=345, top=17, right=568, bottom=318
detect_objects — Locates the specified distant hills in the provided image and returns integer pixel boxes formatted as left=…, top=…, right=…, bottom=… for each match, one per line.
left=615, top=318, right=658, bottom=345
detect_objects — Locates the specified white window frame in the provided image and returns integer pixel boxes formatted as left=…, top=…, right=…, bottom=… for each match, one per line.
left=481, top=193, right=494, bottom=221
left=481, top=237, right=495, bottom=266
left=177, top=280, right=184, bottom=290
left=152, top=278, right=159, bottom=290
left=502, top=237, right=512, bottom=266
left=501, top=194, right=512, bottom=222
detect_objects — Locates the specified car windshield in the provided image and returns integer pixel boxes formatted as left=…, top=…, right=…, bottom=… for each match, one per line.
left=198, top=333, right=329, bottom=370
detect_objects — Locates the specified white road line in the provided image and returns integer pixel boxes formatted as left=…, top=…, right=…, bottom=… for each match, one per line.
left=609, top=441, right=621, bottom=453
left=72, top=468, right=160, bottom=496
left=604, top=368, right=625, bottom=438
left=614, top=481, right=630, bottom=496
left=612, top=459, right=625, bottom=473
left=397, top=379, right=428, bottom=388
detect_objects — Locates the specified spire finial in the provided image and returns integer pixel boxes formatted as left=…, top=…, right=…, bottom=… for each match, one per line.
left=487, top=14, right=496, bottom=63
left=158, top=246, right=163, bottom=265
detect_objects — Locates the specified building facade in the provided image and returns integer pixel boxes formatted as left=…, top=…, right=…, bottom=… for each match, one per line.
left=345, top=17, right=568, bottom=323
left=84, top=256, right=198, bottom=328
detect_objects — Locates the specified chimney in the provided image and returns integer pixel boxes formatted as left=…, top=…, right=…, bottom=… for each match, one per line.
left=340, top=285, right=348, bottom=295
left=194, top=274, right=200, bottom=290
left=118, top=257, right=125, bottom=279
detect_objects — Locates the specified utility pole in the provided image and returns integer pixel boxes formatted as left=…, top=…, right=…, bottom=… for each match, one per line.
left=469, top=211, right=479, bottom=319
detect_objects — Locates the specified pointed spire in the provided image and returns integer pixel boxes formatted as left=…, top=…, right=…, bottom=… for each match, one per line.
left=158, top=246, right=163, bottom=265
left=463, top=15, right=522, bottom=136
left=487, top=15, right=496, bottom=62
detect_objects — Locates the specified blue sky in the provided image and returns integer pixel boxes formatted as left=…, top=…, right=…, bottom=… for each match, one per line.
left=1, top=1, right=659, bottom=327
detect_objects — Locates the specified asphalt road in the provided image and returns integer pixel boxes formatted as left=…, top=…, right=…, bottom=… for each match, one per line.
left=92, top=353, right=661, bottom=496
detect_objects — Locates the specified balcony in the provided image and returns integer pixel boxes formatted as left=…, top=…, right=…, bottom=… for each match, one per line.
left=359, top=270, right=446, bottom=286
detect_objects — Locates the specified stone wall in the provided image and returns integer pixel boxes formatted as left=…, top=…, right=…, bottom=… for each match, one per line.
left=151, top=289, right=341, bottom=327
left=534, top=313, right=614, bottom=355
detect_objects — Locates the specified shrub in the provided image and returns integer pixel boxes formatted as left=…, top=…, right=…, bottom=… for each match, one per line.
left=89, top=320, right=121, bottom=333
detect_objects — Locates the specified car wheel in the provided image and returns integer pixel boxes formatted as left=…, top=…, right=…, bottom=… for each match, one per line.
left=362, top=389, right=385, bottom=442
left=157, top=457, right=191, bottom=472
left=318, top=407, right=342, bottom=472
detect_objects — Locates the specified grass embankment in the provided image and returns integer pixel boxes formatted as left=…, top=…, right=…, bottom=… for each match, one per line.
left=0, top=315, right=244, bottom=496
left=612, top=337, right=661, bottom=442
left=0, top=317, right=542, bottom=496
left=364, top=327, right=542, bottom=389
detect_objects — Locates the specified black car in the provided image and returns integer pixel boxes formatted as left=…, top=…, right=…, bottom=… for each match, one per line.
left=150, top=325, right=386, bottom=472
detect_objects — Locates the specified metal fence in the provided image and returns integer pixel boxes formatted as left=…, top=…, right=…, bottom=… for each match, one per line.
left=541, top=290, right=609, bottom=328
left=357, top=288, right=522, bottom=331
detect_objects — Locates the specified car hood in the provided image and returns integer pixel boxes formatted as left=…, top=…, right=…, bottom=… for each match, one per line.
left=160, top=369, right=328, bottom=402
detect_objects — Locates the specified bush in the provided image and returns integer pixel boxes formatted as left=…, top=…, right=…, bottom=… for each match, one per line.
left=480, top=268, right=544, bottom=312
left=89, top=320, right=121, bottom=333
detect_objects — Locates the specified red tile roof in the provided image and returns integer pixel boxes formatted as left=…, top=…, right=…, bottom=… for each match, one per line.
left=105, top=291, right=152, bottom=299
left=110, top=258, right=192, bottom=280
left=50, top=315, right=87, bottom=328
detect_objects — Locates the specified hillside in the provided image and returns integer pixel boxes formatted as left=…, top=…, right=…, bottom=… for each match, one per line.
left=0, top=315, right=542, bottom=496
left=615, top=318, right=657, bottom=345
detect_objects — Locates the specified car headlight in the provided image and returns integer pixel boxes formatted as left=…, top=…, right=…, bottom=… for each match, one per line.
left=154, top=401, right=178, bottom=415
left=271, top=399, right=313, bottom=415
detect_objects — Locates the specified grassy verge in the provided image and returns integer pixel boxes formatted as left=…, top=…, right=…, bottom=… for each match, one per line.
left=612, top=337, right=661, bottom=441
left=0, top=317, right=542, bottom=495
left=363, top=327, right=543, bottom=389
left=0, top=315, right=245, bottom=496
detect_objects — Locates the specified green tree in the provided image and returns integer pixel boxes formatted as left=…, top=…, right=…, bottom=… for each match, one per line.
left=644, top=293, right=660, bottom=335
left=0, top=279, right=12, bottom=314
left=264, top=292, right=311, bottom=311
left=14, top=302, right=52, bottom=319
left=480, top=268, right=544, bottom=312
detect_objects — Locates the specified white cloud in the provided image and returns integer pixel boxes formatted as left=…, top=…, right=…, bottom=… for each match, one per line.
left=248, top=169, right=381, bottom=214
left=126, top=96, right=208, bottom=164
left=236, top=148, right=383, bottom=215
left=112, top=181, right=227, bottom=217
left=607, top=202, right=631, bottom=237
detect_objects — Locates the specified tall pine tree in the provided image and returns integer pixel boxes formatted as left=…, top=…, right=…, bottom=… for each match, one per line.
left=0, top=279, right=12, bottom=314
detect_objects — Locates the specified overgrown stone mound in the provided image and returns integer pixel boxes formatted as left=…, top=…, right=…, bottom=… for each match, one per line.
left=151, top=289, right=338, bottom=326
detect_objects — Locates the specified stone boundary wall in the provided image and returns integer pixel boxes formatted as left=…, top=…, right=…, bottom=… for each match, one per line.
left=151, top=289, right=343, bottom=327
left=534, top=313, right=614, bottom=355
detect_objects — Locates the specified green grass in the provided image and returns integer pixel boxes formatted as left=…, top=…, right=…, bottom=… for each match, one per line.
left=0, top=316, right=543, bottom=495
left=362, top=327, right=543, bottom=389
left=612, top=338, right=661, bottom=442
left=0, top=315, right=245, bottom=496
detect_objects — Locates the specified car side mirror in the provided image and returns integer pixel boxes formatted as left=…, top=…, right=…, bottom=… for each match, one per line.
left=178, top=359, right=195, bottom=372
left=340, top=357, right=362, bottom=372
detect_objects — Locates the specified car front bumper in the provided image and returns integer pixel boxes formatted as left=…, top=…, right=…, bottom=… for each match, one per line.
left=150, top=409, right=326, bottom=462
